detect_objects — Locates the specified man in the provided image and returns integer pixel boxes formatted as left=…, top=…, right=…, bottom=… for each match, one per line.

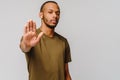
left=20, top=1, right=72, bottom=80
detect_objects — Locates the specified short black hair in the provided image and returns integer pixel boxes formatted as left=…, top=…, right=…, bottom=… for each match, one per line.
left=40, top=1, right=59, bottom=12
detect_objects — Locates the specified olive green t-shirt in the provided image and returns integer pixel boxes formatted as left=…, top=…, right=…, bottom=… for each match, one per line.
left=25, top=28, right=71, bottom=80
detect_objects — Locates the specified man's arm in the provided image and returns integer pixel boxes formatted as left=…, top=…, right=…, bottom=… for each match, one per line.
left=20, top=38, right=31, bottom=53
left=65, top=63, right=72, bottom=80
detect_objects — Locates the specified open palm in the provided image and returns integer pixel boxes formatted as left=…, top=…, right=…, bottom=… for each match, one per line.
left=22, top=20, right=43, bottom=48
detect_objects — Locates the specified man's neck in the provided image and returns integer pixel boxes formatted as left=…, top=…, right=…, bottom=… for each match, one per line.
left=40, top=25, right=55, bottom=37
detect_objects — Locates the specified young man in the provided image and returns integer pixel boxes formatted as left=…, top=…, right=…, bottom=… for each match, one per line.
left=20, top=1, right=72, bottom=80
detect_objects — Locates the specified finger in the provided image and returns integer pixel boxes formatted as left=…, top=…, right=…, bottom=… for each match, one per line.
left=24, top=23, right=27, bottom=34
left=26, top=22, right=30, bottom=33
left=27, top=20, right=31, bottom=32
left=29, top=19, right=33, bottom=31
left=33, top=21, right=36, bottom=32
left=36, top=32, right=44, bottom=42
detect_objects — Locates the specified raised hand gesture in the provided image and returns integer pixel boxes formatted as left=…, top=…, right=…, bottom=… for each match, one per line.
left=20, top=20, right=43, bottom=52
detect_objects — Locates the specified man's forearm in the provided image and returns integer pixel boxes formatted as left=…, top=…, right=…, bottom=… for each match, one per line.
left=20, top=41, right=31, bottom=53
left=66, top=74, right=72, bottom=80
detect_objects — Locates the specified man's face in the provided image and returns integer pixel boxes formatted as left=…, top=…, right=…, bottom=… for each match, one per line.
left=41, top=3, right=60, bottom=29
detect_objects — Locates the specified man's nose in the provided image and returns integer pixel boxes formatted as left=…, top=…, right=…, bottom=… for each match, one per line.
left=53, top=12, right=57, bottom=18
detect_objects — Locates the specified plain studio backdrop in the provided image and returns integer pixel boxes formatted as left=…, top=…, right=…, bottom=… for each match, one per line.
left=0, top=0, right=120, bottom=80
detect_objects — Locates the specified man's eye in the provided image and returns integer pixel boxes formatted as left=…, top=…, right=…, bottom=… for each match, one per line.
left=48, top=12, right=52, bottom=14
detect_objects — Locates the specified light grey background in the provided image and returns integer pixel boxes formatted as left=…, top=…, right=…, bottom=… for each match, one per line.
left=0, top=0, right=120, bottom=80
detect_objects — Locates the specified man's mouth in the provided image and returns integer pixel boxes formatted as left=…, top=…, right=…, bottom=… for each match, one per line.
left=51, top=20, right=57, bottom=24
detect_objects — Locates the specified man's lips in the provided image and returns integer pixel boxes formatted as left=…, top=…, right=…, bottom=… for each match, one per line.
left=51, top=20, right=57, bottom=24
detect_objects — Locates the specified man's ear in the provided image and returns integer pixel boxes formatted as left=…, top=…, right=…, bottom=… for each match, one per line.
left=39, top=12, right=43, bottom=19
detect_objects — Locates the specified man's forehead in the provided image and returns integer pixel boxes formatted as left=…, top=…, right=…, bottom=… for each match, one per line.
left=43, top=2, right=60, bottom=11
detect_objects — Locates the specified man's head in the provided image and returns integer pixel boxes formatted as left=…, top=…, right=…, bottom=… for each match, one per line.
left=39, top=1, right=60, bottom=29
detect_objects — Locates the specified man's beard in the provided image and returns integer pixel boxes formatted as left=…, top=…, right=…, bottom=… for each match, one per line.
left=45, top=23, right=56, bottom=29
left=42, top=17, right=58, bottom=29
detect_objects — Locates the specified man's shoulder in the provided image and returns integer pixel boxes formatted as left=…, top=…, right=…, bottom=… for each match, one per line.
left=55, top=32, right=67, bottom=42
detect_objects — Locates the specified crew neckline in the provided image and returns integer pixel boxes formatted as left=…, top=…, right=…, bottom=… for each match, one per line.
left=38, top=28, right=57, bottom=39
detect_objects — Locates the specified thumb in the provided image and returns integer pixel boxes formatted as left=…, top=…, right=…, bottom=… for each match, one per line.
left=36, top=32, right=44, bottom=42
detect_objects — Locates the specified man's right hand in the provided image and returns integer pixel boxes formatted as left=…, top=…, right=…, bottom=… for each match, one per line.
left=20, top=20, right=43, bottom=52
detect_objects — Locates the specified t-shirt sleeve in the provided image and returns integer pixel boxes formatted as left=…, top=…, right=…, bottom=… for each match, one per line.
left=64, top=39, right=72, bottom=63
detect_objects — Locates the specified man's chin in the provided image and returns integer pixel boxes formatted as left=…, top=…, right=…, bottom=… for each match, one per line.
left=47, top=25, right=56, bottom=29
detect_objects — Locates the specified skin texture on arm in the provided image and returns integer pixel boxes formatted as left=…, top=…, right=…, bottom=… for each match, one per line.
left=65, top=63, right=72, bottom=80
